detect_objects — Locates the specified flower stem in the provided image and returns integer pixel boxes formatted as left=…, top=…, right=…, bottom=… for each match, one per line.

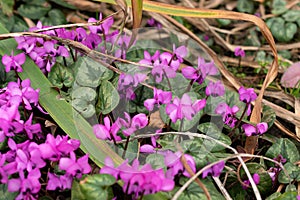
left=228, top=103, right=249, bottom=137
left=122, top=136, right=130, bottom=159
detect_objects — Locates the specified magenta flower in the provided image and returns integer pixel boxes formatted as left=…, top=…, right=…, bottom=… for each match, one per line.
left=202, top=161, right=225, bottom=178
left=118, top=73, right=146, bottom=100
left=144, top=88, right=172, bottom=111
left=160, top=44, right=187, bottom=71
left=59, top=151, right=91, bottom=179
left=151, top=60, right=177, bottom=83
left=39, top=134, right=80, bottom=161
left=147, top=18, right=162, bottom=29
left=164, top=151, right=196, bottom=179
left=242, top=173, right=260, bottom=190
left=166, top=93, right=206, bottom=123
left=46, top=172, right=73, bottom=191
left=15, top=36, right=36, bottom=54
left=234, top=46, right=245, bottom=57
left=8, top=168, right=41, bottom=200
left=93, top=117, right=121, bottom=141
left=2, top=51, right=26, bottom=72
left=139, top=50, right=160, bottom=66
left=88, top=13, right=114, bottom=35
left=215, top=102, right=239, bottom=128
left=119, top=112, right=148, bottom=136
left=238, top=87, right=257, bottom=104
left=182, top=57, right=218, bottom=85
left=242, top=122, right=268, bottom=136
left=102, top=158, right=174, bottom=198
left=205, top=80, right=225, bottom=97
left=24, top=114, right=41, bottom=139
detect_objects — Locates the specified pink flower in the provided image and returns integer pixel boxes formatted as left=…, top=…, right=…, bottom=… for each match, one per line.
left=93, top=117, right=121, bottom=141
left=234, top=47, right=245, bottom=57
left=2, top=51, right=25, bottom=72
left=202, top=161, right=225, bottom=178
left=144, top=88, right=172, bottom=111
left=166, top=93, right=206, bottom=123
left=205, top=80, right=225, bottom=97
left=242, top=122, right=268, bottom=136
left=119, top=112, right=148, bottom=136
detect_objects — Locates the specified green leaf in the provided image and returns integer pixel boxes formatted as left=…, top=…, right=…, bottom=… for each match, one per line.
left=197, top=122, right=232, bottom=152
left=146, top=153, right=166, bottom=169
left=74, top=57, right=113, bottom=87
left=71, top=180, right=86, bottom=200
left=79, top=174, right=116, bottom=199
left=71, top=87, right=97, bottom=118
left=239, top=162, right=273, bottom=196
left=0, top=184, right=18, bottom=200
left=276, top=191, right=298, bottom=200
left=17, top=1, right=51, bottom=20
left=0, top=10, right=14, bottom=32
left=272, top=0, right=288, bottom=15
left=48, top=0, right=77, bottom=9
left=11, top=16, right=28, bottom=33
left=41, top=9, right=67, bottom=26
left=237, top=0, right=254, bottom=14
left=267, top=17, right=297, bottom=42
left=265, top=138, right=300, bottom=164
left=129, top=85, right=153, bottom=113
left=283, top=10, right=300, bottom=22
left=216, top=19, right=231, bottom=26
left=175, top=178, right=225, bottom=200
left=96, top=80, right=120, bottom=115
left=265, top=192, right=281, bottom=200
left=278, top=162, right=300, bottom=183
left=168, top=73, right=190, bottom=97
left=0, top=0, right=14, bottom=16
left=0, top=22, right=124, bottom=167
left=261, top=105, right=276, bottom=129
left=48, top=63, right=74, bottom=89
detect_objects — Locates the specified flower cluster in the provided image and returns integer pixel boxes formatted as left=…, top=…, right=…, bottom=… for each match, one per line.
left=100, top=157, right=174, bottom=199
left=93, top=112, right=148, bottom=142
left=242, top=173, right=260, bottom=190
left=118, top=73, right=147, bottom=100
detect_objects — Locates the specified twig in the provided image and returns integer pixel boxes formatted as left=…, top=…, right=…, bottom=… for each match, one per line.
left=212, top=176, right=232, bottom=200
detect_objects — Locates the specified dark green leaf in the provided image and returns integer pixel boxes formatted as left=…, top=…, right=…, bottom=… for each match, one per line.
left=197, top=122, right=232, bottom=152
left=283, top=10, right=300, bottom=22
left=216, top=19, right=231, bottom=26
left=146, top=153, right=166, bottom=169
left=48, top=63, right=74, bottom=89
left=96, top=80, right=120, bottom=115
left=272, top=0, right=288, bottom=15
left=265, top=192, right=282, bottom=200
left=0, top=0, right=14, bottom=16
left=261, top=105, right=276, bottom=129
left=240, top=163, right=273, bottom=196
left=237, top=0, right=254, bottom=14
left=276, top=191, right=298, bottom=200
left=265, top=138, right=300, bottom=164
left=278, top=162, right=300, bottom=183
left=0, top=184, right=18, bottom=200
left=41, top=9, right=67, bottom=26
left=11, top=16, right=28, bottom=32
left=168, top=73, right=190, bottom=97
left=0, top=10, right=14, bottom=32
left=48, top=0, right=77, bottom=9
left=79, top=174, right=116, bottom=199
left=267, top=17, right=297, bottom=42
left=71, top=180, right=86, bottom=200
left=71, top=87, right=97, bottom=118
left=17, top=3, right=51, bottom=20
left=74, top=57, right=113, bottom=87
left=129, top=85, right=153, bottom=113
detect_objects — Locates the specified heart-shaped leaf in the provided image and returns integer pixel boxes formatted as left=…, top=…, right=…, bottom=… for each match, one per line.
left=237, top=0, right=254, bottom=14
left=267, top=17, right=297, bottom=42
left=48, top=63, right=74, bottom=89
left=278, top=162, right=300, bottom=183
left=72, top=87, right=97, bottom=118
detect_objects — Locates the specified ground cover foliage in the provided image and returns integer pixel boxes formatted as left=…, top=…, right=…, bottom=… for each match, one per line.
left=0, top=0, right=300, bottom=199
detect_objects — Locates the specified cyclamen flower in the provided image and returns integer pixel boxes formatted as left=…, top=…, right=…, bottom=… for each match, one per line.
left=205, top=80, right=225, bottom=97
left=2, top=51, right=26, bottom=73
left=160, top=44, right=187, bottom=71
left=139, top=50, right=160, bottom=66
left=215, top=102, right=239, bottom=128
left=93, top=117, right=121, bottom=141
left=151, top=60, right=177, bottom=83
left=46, top=172, right=73, bottom=191
left=241, top=122, right=268, bottom=136
left=182, top=57, right=218, bottom=85
left=234, top=47, right=245, bottom=57
left=202, top=161, right=225, bottom=178
left=59, top=151, right=91, bottom=179
left=166, top=93, right=206, bottom=123
left=118, top=73, right=146, bottom=100
left=147, top=18, right=162, bottom=29
left=119, top=112, right=148, bottom=136
left=101, top=158, right=174, bottom=199
left=39, top=134, right=80, bottom=161
left=242, top=173, right=260, bottom=190
left=238, top=87, right=257, bottom=104
left=88, top=13, right=114, bottom=35
left=144, top=88, right=172, bottom=111
left=164, top=151, right=196, bottom=178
